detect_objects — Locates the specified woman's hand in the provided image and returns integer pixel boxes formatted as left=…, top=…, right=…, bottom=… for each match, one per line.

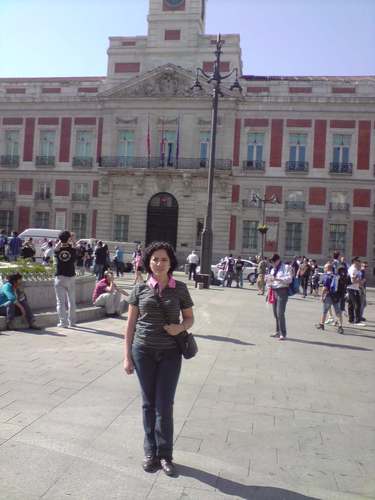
left=124, top=357, right=134, bottom=375
left=164, top=323, right=183, bottom=337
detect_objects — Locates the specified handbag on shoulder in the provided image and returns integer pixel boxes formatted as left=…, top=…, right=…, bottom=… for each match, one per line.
left=154, top=290, right=198, bottom=360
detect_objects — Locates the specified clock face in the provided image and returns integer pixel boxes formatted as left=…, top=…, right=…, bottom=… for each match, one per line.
left=165, top=0, right=185, bottom=8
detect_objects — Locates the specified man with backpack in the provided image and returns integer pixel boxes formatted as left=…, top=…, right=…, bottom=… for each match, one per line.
left=315, top=262, right=345, bottom=334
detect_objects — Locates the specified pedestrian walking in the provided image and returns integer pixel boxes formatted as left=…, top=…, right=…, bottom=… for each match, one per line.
left=186, top=250, right=199, bottom=281
left=54, top=231, right=77, bottom=328
left=124, top=241, right=194, bottom=476
left=315, top=263, right=345, bottom=334
left=298, top=257, right=311, bottom=298
left=257, top=256, right=268, bottom=295
left=113, top=246, right=125, bottom=277
left=347, top=257, right=365, bottom=326
left=224, top=254, right=235, bottom=287
left=0, top=229, right=8, bottom=260
left=235, top=256, right=244, bottom=288
left=7, top=231, right=23, bottom=261
left=94, top=241, right=107, bottom=281
left=133, top=245, right=144, bottom=284
left=266, top=254, right=293, bottom=341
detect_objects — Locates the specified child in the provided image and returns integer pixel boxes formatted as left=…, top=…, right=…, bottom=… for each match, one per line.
left=315, top=262, right=345, bottom=334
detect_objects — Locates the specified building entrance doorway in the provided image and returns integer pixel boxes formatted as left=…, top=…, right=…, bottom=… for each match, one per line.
left=146, top=192, right=178, bottom=248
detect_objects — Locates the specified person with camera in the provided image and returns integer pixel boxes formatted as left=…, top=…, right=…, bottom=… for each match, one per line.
left=54, top=230, right=77, bottom=328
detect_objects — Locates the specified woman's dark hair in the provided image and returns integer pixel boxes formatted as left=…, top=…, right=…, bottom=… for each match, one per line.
left=143, top=241, right=178, bottom=275
left=7, top=272, right=22, bottom=285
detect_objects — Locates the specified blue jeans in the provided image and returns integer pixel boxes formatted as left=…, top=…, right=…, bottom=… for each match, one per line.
left=0, top=298, right=34, bottom=325
left=132, top=344, right=181, bottom=459
left=272, top=287, right=289, bottom=337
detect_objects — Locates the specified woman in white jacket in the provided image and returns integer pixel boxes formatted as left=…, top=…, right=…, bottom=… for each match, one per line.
left=266, top=254, right=293, bottom=340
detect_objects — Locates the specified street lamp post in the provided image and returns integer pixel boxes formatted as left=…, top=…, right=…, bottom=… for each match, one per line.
left=252, top=193, right=280, bottom=257
left=192, top=34, right=242, bottom=283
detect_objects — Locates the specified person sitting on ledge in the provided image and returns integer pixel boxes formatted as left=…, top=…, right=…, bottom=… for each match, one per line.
left=0, top=272, right=41, bottom=330
left=92, top=270, right=129, bottom=317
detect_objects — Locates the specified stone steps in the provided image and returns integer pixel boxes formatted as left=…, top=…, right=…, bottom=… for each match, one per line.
left=0, top=303, right=108, bottom=331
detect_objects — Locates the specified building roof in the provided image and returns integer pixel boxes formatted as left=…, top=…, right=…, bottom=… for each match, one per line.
left=242, top=75, right=375, bottom=82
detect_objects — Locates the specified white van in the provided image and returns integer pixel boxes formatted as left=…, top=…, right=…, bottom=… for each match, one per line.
left=18, top=228, right=61, bottom=260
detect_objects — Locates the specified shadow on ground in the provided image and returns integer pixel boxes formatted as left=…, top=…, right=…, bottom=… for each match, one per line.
left=287, top=337, right=372, bottom=351
left=194, top=334, right=255, bottom=346
left=176, top=464, right=319, bottom=499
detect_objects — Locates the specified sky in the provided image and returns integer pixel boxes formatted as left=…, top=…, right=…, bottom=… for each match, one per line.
left=0, top=0, right=374, bottom=78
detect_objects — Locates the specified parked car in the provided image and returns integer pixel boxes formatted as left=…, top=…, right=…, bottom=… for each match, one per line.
left=198, top=258, right=258, bottom=285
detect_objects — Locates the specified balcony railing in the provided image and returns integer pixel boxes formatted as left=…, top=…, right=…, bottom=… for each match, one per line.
left=35, top=156, right=55, bottom=167
left=72, top=157, right=93, bottom=168
left=242, top=160, right=265, bottom=171
left=34, top=192, right=51, bottom=201
left=99, top=156, right=232, bottom=170
left=0, top=155, right=19, bottom=167
left=286, top=161, right=309, bottom=172
left=0, top=192, right=16, bottom=201
left=329, top=162, right=353, bottom=174
left=285, top=201, right=306, bottom=210
left=72, top=193, right=90, bottom=202
left=329, top=202, right=350, bottom=211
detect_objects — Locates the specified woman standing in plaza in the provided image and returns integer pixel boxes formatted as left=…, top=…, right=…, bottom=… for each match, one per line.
left=266, top=253, right=293, bottom=340
left=123, top=241, right=194, bottom=476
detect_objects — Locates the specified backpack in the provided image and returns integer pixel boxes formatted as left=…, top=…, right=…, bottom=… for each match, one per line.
left=288, top=276, right=300, bottom=296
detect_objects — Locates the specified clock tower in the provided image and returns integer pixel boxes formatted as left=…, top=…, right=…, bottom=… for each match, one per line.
left=147, top=0, right=206, bottom=48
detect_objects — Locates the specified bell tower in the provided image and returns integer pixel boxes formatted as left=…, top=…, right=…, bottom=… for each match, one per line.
left=147, top=0, right=206, bottom=48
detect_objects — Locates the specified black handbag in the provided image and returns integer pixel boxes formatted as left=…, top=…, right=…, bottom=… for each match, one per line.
left=154, top=290, right=198, bottom=360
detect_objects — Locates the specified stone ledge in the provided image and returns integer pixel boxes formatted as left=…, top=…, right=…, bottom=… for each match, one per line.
left=0, top=303, right=109, bottom=331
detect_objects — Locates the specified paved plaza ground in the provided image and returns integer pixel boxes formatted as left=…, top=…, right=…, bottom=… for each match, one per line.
left=0, top=275, right=374, bottom=500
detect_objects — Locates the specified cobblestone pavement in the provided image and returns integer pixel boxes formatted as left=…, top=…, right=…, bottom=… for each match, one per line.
left=0, top=276, right=374, bottom=500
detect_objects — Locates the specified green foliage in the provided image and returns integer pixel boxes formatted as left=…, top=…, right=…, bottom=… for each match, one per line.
left=0, top=259, right=55, bottom=281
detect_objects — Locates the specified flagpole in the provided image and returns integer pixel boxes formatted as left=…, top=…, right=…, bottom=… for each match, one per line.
left=176, top=115, right=180, bottom=169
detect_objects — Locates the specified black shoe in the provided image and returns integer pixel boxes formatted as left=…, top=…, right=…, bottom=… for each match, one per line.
left=270, top=333, right=280, bottom=338
left=160, top=458, right=177, bottom=477
left=143, top=455, right=160, bottom=473
left=29, top=323, right=42, bottom=330
left=315, top=323, right=325, bottom=331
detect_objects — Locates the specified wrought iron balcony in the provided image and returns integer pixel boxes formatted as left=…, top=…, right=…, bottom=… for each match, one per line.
left=34, top=192, right=51, bottom=201
left=285, top=201, right=306, bottom=210
left=0, top=155, right=19, bottom=167
left=35, top=156, right=55, bottom=167
left=286, top=161, right=309, bottom=172
left=99, top=156, right=232, bottom=170
left=0, top=192, right=16, bottom=201
left=72, top=156, right=93, bottom=168
left=242, top=160, right=265, bottom=171
left=72, top=193, right=90, bottom=202
left=329, top=162, right=353, bottom=174
left=329, top=202, right=350, bottom=211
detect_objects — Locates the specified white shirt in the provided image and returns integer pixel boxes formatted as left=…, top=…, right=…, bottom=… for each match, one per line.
left=347, top=264, right=361, bottom=290
left=266, top=263, right=293, bottom=289
left=187, top=253, right=199, bottom=264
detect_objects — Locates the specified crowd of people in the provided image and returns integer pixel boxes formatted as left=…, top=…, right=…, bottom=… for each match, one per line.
left=0, top=230, right=145, bottom=329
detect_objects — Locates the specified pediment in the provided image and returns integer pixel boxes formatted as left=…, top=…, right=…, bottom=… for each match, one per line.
left=99, top=64, right=235, bottom=99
